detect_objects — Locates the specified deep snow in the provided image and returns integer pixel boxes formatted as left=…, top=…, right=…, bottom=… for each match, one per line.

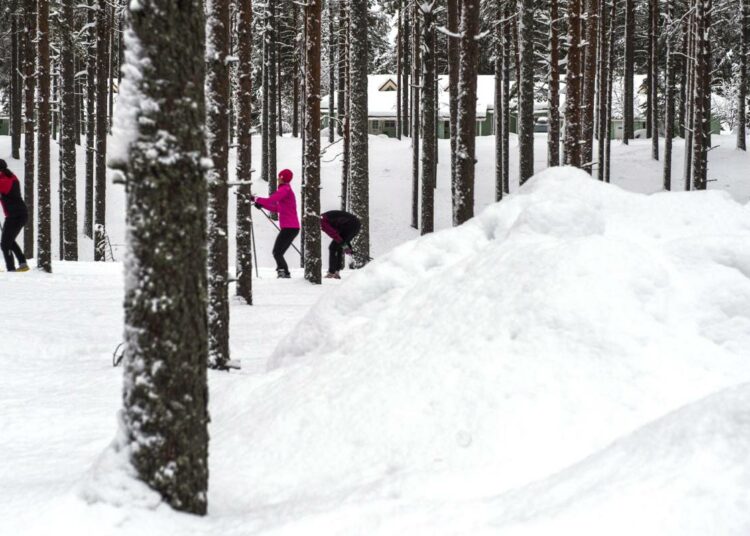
left=1, top=132, right=750, bottom=535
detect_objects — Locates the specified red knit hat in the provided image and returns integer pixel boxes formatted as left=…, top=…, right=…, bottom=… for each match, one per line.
left=278, top=169, right=293, bottom=183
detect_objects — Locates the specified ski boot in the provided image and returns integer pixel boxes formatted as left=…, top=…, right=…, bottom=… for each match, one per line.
left=324, top=272, right=341, bottom=280
left=276, top=269, right=291, bottom=279
left=15, top=264, right=30, bottom=273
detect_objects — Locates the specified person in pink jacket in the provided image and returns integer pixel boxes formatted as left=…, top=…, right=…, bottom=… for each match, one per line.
left=251, top=169, right=300, bottom=278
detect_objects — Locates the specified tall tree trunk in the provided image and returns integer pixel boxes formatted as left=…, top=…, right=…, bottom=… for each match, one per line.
left=623, top=0, right=635, bottom=144
left=502, top=5, right=510, bottom=194
left=449, top=0, right=460, bottom=196
left=403, top=3, right=411, bottom=137
left=739, top=0, right=748, bottom=150
left=267, top=0, right=278, bottom=196
left=649, top=0, right=659, bottom=160
left=206, top=0, right=231, bottom=368
left=340, top=0, right=350, bottom=210
left=293, top=1, right=300, bottom=137
left=118, top=0, right=209, bottom=512
left=518, top=0, right=535, bottom=183
left=261, top=24, right=268, bottom=184
left=108, top=5, right=115, bottom=134
left=411, top=3, right=420, bottom=229
left=453, top=0, right=480, bottom=225
left=23, top=0, right=36, bottom=259
left=236, top=0, right=254, bottom=304
left=85, top=0, right=96, bottom=239
left=10, top=12, right=22, bottom=160
left=397, top=2, right=403, bottom=141
left=60, top=0, right=78, bottom=260
left=349, top=0, right=370, bottom=266
left=494, top=0, right=504, bottom=201
left=663, top=0, right=675, bottom=189
left=581, top=0, right=599, bottom=173
left=304, top=0, right=322, bottom=283
left=683, top=10, right=695, bottom=190
left=37, top=0, right=52, bottom=272
left=692, top=0, right=709, bottom=190
left=597, top=0, right=610, bottom=181
left=328, top=0, right=336, bottom=143
left=420, top=2, right=435, bottom=234
left=94, top=0, right=109, bottom=261
left=548, top=0, right=561, bottom=168
left=605, top=0, right=616, bottom=182
left=564, top=0, right=583, bottom=167
left=337, top=0, right=346, bottom=137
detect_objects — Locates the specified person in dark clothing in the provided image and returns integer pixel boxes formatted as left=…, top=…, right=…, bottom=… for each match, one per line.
left=320, top=210, right=361, bottom=279
left=0, top=160, right=29, bottom=273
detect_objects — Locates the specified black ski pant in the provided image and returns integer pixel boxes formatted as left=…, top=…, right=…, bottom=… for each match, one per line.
left=1, top=214, right=28, bottom=271
left=273, top=228, right=299, bottom=273
left=328, top=226, right=360, bottom=274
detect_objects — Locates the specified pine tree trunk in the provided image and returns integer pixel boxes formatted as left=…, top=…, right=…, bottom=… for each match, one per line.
left=328, top=0, right=336, bottom=143
left=236, top=0, right=253, bottom=304
left=108, top=5, right=115, bottom=134
left=649, top=0, right=659, bottom=160
left=683, top=10, right=695, bottom=190
left=454, top=0, right=480, bottom=225
left=341, top=0, right=350, bottom=210
left=261, top=27, right=268, bottom=184
left=411, top=3, right=420, bottom=229
left=52, top=65, right=59, bottom=142
left=206, top=0, right=231, bottom=368
left=268, top=0, right=278, bottom=195
left=94, top=0, right=109, bottom=261
left=692, top=0, right=709, bottom=190
left=85, top=0, right=96, bottom=239
left=581, top=0, right=599, bottom=173
left=10, top=12, right=22, bottom=160
left=23, top=0, right=36, bottom=260
left=494, top=0, right=503, bottom=201
left=304, top=0, right=322, bottom=283
left=605, top=0, right=616, bottom=183
left=548, top=0, right=561, bottom=168
left=623, top=0, right=635, bottom=144
left=449, top=0, right=460, bottom=196
left=597, top=0, right=610, bottom=181
left=678, top=17, right=688, bottom=138
left=60, top=0, right=78, bottom=260
left=518, top=0, right=535, bottom=183
left=663, top=0, right=675, bottom=189
left=564, top=0, right=583, bottom=167
left=37, top=0, right=52, bottom=272
left=293, top=2, right=300, bottom=138
left=337, top=0, right=346, bottom=138
left=350, top=0, right=370, bottom=266
left=402, top=4, right=411, bottom=138
left=502, top=6, right=510, bottom=194
left=420, top=2, right=435, bottom=234
left=397, top=3, right=403, bottom=141
left=118, top=0, right=209, bottom=512
left=739, top=0, right=748, bottom=150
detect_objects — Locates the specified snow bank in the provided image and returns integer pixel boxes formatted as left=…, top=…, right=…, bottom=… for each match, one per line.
left=219, top=167, right=750, bottom=528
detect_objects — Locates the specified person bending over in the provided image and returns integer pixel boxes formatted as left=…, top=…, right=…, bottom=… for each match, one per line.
left=0, top=160, right=29, bottom=273
left=320, top=210, right=361, bottom=279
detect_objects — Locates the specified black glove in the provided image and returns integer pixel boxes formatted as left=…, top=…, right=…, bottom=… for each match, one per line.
left=254, top=202, right=262, bottom=209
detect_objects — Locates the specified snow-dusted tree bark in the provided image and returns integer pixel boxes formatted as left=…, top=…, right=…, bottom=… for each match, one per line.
left=692, top=0, right=711, bottom=190
left=328, top=0, right=336, bottom=143
left=411, top=3, right=420, bottom=229
left=683, top=10, right=696, bottom=190
left=548, top=0, right=561, bottom=168
left=738, top=0, right=748, bottom=150
left=117, top=0, right=209, bottom=513
left=649, top=0, right=659, bottom=160
left=604, top=0, right=616, bottom=183
left=261, top=21, right=268, bottom=184
left=59, top=0, right=78, bottom=260
left=623, top=0, right=635, bottom=144
left=85, top=0, right=95, bottom=239
left=349, top=0, right=370, bottom=266
left=293, top=2, right=300, bottom=137
left=663, top=0, right=675, bottom=189
left=454, top=0, right=480, bottom=225
left=397, top=2, right=403, bottom=140
left=206, top=0, right=231, bottom=368
left=494, top=0, right=504, bottom=200
left=581, top=0, right=599, bottom=173
left=236, top=0, right=253, bottom=304
left=402, top=4, right=411, bottom=137
left=449, top=0, right=460, bottom=195
left=420, top=1, right=435, bottom=234
left=337, top=0, right=346, bottom=138
left=502, top=6, right=510, bottom=194
left=564, top=0, right=583, bottom=167
left=518, top=0, right=535, bottom=183
left=23, top=0, right=36, bottom=259
left=303, top=0, right=322, bottom=283
left=10, top=10, right=22, bottom=160
left=267, top=0, right=278, bottom=196
left=94, top=0, right=109, bottom=261
left=36, top=0, right=51, bottom=272
left=597, top=0, right=610, bottom=181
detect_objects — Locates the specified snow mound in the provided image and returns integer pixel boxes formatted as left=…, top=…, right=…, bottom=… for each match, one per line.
left=215, top=167, right=750, bottom=527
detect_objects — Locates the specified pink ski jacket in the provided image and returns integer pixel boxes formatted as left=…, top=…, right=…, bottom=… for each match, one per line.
left=255, top=183, right=300, bottom=229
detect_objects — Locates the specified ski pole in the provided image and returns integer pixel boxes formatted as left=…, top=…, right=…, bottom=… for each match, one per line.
left=256, top=206, right=303, bottom=257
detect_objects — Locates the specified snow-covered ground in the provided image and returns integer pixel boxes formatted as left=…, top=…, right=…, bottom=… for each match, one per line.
left=1, top=133, right=749, bottom=535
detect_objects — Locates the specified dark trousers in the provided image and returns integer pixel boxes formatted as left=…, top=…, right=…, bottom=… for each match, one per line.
left=328, top=227, right=359, bottom=274
left=1, top=214, right=28, bottom=271
left=273, top=228, right=299, bottom=273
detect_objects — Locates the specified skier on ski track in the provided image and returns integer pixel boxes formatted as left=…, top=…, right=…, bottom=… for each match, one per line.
left=251, top=169, right=300, bottom=279
left=320, top=210, right=361, bottom=279
left=0, top=160, right=30, bottom=273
